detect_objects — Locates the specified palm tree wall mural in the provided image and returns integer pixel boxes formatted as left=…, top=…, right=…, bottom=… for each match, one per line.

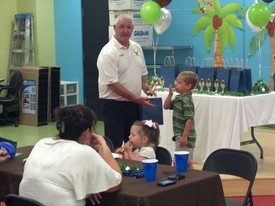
left=192, top=0, right=244, bottom=67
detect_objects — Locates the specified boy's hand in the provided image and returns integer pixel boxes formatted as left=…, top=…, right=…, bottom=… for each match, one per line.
left=180, top=136, right=187, bottom=147
left=168, top=84, right=173, bottom=96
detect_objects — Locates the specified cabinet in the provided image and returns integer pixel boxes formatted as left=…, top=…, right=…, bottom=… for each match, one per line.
left=60, top=81, right=79, bottom=106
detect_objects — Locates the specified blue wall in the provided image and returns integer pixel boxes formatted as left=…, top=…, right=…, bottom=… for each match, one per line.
left=159, top=0, right=271, bottom=84
left=54, top=0, right=84, bottom=103
left=53, top=0, right=273, bottom=104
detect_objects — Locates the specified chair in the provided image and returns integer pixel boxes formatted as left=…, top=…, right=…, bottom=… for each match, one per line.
left=0, top=71, right=23, bottom=126
left=202, top=148, right=258, bottom=206
left=104, top=136, right=115, bottom=152
left=5, top=194, right=45, bottom=206
left=156, top=146, right=172, bottom=165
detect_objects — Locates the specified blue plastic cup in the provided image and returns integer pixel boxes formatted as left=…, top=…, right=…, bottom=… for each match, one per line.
left=142, top=159, right=158, bottom=182
left=174, top=151, right=189, bottom=172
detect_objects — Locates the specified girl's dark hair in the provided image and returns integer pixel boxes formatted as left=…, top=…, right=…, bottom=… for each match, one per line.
left=133, top=120, right=160, bottom=150
left=54, top=105, right=97, bottom=140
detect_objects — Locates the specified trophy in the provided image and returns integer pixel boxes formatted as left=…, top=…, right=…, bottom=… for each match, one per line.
left=147, top=78, right=158, bottom=96
left=199, top=78, right=205, bottom=92
left=214, top=79, right=219, bottom=94
left=220, top=80, right=225, bottom=94
left=159, top=76, right=165, bottom=90
left=206, top=79, right=211, bottom=93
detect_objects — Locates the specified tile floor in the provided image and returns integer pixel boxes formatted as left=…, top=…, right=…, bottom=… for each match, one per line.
left=0, top=121, right=105, bottom=148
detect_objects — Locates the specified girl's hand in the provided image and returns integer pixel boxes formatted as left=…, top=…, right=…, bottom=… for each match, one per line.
left=124, top=141, right=133, bottom=152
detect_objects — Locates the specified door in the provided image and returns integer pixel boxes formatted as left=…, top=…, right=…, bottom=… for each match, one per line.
left=82, top=0, right=109, bottom=120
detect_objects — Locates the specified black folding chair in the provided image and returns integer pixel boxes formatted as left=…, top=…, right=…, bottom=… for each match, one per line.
left=5, top=194, right=45, bottom=206
left=0, top=71, right=23, bottom=126
left=156, top=146, right=172, bottom=165
left=203, top=148, right=258, bottom=206
left=104, top=136, right=115, bottom=152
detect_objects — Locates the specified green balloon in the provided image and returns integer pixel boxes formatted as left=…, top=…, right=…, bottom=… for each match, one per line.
left=248, top=2, right=271, bottom=28
left=140, top=1, right=161, bottom=25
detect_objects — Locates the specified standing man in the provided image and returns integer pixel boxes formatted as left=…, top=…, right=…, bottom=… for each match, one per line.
left=97, top=14, right=154, bottom=149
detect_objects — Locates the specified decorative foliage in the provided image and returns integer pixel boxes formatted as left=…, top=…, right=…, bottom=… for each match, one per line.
left=252, top=80, right=271, bottom=94
left=118, top=163, right=144, bottom=178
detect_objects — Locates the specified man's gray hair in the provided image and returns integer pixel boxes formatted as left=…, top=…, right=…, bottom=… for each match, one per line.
left=114, top=14, right=133, bottom=25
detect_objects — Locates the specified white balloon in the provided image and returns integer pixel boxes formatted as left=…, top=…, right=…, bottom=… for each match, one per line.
left=153, top=8, right=172, bottom=35
left=246, top=8, right=264, bottom=32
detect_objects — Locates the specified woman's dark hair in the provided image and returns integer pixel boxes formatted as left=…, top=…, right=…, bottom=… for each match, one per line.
left=54, top=105, right=97, bottom=140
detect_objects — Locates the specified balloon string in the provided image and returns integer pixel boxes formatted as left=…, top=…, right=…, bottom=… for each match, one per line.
left=153, top=34, right=159, bottom=78
left=257, top=37, right=262, bottom=80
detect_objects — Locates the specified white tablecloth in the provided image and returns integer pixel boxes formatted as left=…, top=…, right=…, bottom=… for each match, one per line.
left=147, top=92, right=275, bottom=164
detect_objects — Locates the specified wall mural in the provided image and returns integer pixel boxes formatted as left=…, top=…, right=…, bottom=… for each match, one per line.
left=192, top=0, right=244, bottom=67
left=192, top=0, right=275, bottom=88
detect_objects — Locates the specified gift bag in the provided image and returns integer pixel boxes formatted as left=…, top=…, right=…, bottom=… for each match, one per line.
left=160, top=56, right=179, bottom=88
left=140, top=98, right=163, bottom=125
left=215, top=67, right=231, bottom=92
left=181, top=56, right=198, bottom=73
left=196, top=67, right=216, bottom=91
left=229, top=68, right=252, bottom=93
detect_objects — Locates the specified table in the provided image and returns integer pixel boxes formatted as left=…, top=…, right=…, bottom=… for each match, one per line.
left=152, top=91, right=275, bottom=164
left=100, top=159, right=225, bottom=206
left=0, top=146, right=31, bottom=201
left=0, top=146, right=226, bottom=206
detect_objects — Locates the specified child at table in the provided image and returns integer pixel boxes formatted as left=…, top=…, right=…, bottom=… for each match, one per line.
left=0, top=148, right=11, bottom=163
left=164, top=71, right=198, bottom=169
left=118, top=120, right=160, bottom=161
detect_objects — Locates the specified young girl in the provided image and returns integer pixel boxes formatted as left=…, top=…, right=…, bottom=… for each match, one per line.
left=120, top=120, right=160, bottom=161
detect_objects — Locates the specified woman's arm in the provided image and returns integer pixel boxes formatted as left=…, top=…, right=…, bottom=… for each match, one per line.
left=90, top=133, right=122, bottom=192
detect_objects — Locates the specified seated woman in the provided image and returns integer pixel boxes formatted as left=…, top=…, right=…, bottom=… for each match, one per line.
left=19, top=105, right=122, bottom=206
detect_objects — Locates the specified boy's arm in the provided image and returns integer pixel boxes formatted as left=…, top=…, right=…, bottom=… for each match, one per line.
left=164, top=84, right=173, bottom=109
left=180, top=119, right=194, bottom=147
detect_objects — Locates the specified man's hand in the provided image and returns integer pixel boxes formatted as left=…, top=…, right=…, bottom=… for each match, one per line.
left=143, top=84, right=156, bottom=97
left=133, top=96, right=155, bottom=107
